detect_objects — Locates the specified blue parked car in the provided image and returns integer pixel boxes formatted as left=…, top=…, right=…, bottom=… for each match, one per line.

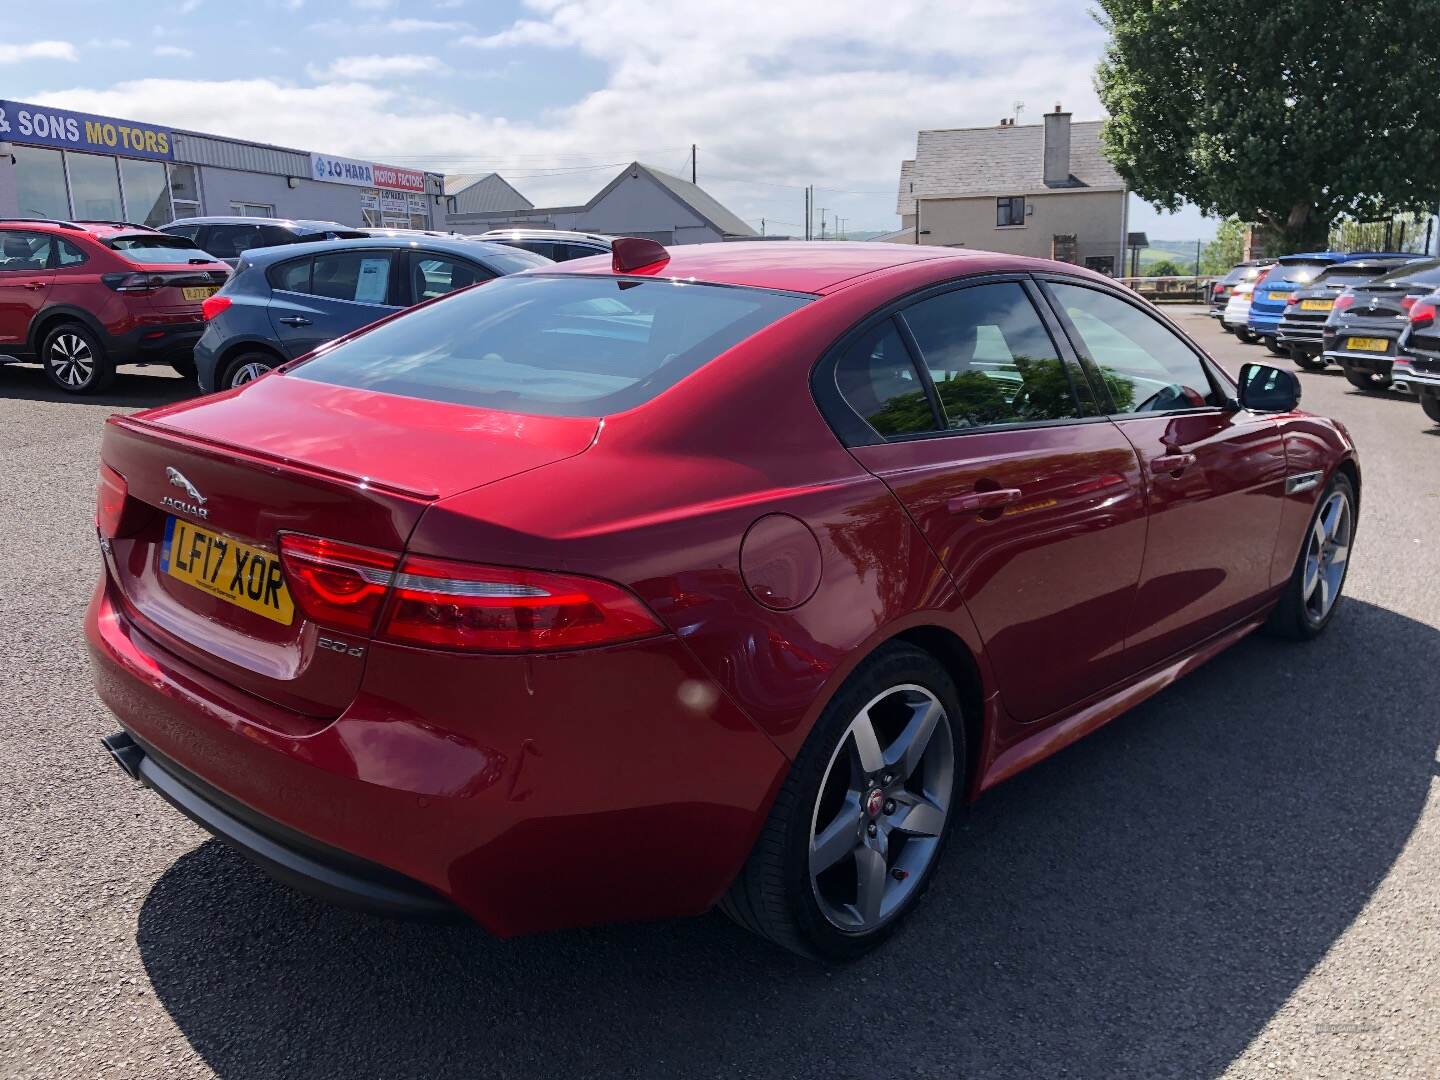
left=1246, top=251, right=1410, bottom=354
left=194, top=236, right=550, bottom=391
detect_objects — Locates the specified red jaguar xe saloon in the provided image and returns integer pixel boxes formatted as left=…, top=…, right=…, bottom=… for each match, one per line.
left=89, top=238, right=1358, bottom=959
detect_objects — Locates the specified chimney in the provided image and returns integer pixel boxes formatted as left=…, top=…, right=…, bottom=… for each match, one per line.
left=1043, top=103, right=1071, bottom=186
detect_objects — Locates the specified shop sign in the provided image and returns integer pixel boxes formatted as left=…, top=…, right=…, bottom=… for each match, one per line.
left=0, top=98, right=174, bottom=161
left=309, top=152, right=425, bottom=192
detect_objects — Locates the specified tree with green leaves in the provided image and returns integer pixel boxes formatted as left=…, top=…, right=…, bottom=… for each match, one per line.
left=1201, top=218, right=1246, bottom=274
left=1094, top=2, right=1440, bottom=254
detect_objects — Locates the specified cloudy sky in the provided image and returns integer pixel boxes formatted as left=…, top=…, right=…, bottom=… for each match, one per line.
left=3, top=0, right=1213, bottom=239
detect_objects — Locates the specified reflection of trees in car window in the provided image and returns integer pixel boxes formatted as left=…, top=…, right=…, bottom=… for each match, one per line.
left=867, top=386, right=934, bottom=436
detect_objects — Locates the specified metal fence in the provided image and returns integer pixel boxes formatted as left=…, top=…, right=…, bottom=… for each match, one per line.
left=1118, top=275, right=1217, bottom=303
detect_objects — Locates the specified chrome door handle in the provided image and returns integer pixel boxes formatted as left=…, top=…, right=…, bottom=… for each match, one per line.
left=948, top=488, right=1023, bottom=513
left=278, top=316, right=311, bottom=327
left=23, top=281, right=46, bottom=290
left=1151, top=452, right=1197, bottom=475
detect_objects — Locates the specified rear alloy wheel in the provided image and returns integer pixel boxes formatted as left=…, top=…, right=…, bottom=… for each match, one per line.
left=42, top=322, right=114, bottom=395
left=1343, top=365, right=1392, bottom=392
left=1291, top=349, right=1327, bottom=371
left=1421, top=393, right=1440, bottom=424
left=1264, top=472, right=1355, bottom=640
left=720, top=643, right=964, bottom=960
left=223, top=352, right=277, bottom=389
left=1236, top=327, right=1258, bottom=344
left=1266, top=336, right=1287, bottom=356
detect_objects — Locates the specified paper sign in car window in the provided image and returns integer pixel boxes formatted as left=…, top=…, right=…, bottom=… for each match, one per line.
left=355, top=258, right=390, bottom=304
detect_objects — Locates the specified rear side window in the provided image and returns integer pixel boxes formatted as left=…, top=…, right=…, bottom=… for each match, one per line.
left=834, top=321, right=934, bottom=437
left=901, top=282, right=1083, bottom=429
left=271, top=257, right=312, bottom=293
left=311, top=251, right=394, bottom=304
left=1050, top=282, right=1220, bottom=414
left=293, top=275, right=810, bottom=416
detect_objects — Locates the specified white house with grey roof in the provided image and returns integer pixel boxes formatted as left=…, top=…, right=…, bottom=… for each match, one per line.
left=895, top=105, right=1128, bottom=275
left=445, top=172, right=534, bottom=216
left=447, top=161, right=757, bottom=244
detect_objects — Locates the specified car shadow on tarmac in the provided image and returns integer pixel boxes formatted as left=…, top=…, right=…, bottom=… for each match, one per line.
left=135, top=598, right=1440, bottom=1080
left=0, top=362, right=196, bottom=408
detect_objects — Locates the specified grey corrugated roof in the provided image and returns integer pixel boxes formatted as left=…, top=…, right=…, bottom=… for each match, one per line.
left=896, top=159, right=916, bottom=217
left=907, top=119, right=1122, bottom=201
left=637, top=164, right=757, bottom=237
left=444, top=172, right=533, bottom=214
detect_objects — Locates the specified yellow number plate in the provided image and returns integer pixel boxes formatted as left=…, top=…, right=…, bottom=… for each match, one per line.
left=1300, top=299, right=1333, bottom=311
left=1268, top=291, right=1296, bottom=302
left=161, top=517, right=294, bottom=625
left=1345, top=337, right=1388, bottom=352
left=182, top=286, right=218, bottom=301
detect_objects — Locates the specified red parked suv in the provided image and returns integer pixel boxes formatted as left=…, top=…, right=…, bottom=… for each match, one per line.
left=88, top=240, right=1358, bottom=959
left=0, top=219, right=229, bottom=394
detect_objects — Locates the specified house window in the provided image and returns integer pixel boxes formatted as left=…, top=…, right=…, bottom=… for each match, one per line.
left=997, top=196, right=1026, bottom=227
left=231, top=202, right=277, bottom=218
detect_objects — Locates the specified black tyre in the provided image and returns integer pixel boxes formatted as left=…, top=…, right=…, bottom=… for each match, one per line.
left=1421, top=393, right=1440, bottom=424
left=221, top=351, right=278, bottom=389
left=171, top=354, right=198, bottom=381
left=1342, top=365, right=1391, bottom=392
left=1236, top=327, right=1258, bottom=344
left=1292, top=349, right=1326, bottom=371
left=41, top=322, right=114, bottom=394
left=720, top=642, right=965, bottom=961
left=1263, top=471, right=1355, bottom=641
left=1221, top=324, right=1236, bottom=334
left=1265, top=336, right=1287, bottom=356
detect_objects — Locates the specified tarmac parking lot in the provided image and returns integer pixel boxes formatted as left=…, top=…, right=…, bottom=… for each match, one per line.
left=1, top=306, right=1436, bottom=1080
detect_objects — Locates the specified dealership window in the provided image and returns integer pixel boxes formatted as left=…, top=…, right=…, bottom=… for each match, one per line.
left=65, top=151, right=124, bottom=221
left=119, top=159, right=172, bottom=228
left=231, top=202, right=277, bottom=218
left=11, top=145, right=70, bottom=219
left=996, top=196, right=1026, bottom=227
left=169, top=163, right=201, bottom=220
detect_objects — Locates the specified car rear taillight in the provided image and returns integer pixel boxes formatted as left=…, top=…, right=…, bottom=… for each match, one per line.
left=1409, top=300, right=1437, bottom=329
left=278, top=534, right=399, bottom=635
left=381, top=555, right=664, bottom=652
left=96, top=464, right=128, bottom=537
left=202, top=294, right=232, bottom=320
left=101, top=272, right=163, bottom=293
left=1333, top=293, right=1355, bottom=313
left=1252, top=269, right=1271, bottom=292
left=1400, top=294, right=1423, bottom=314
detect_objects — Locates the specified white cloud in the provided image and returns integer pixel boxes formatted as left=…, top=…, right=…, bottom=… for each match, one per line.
left=177, top=0, right=203, bottom=13
left=384, top=18, right=468, bottom=32
left=352, top=0, right=394, bottom=8
left=310, top=54, right=445, bottom=80
left=153, top=45, right=195, bottom=58
left=86, top=37, right=133, bottom=49
left=29, top=1, right=1110, bottom=232
left=0, top=40, right=79, bottom=64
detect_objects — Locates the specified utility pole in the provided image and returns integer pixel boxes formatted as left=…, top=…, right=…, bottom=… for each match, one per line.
left=690, top=144, right=696, bottom=185
left=804, top=187, right=810, bottom=240
left=760, top=217, right=765, bottom=236
left=819, top=208, right=828, bottom=240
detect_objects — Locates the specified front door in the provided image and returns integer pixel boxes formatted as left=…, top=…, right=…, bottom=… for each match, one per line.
left=0, top=229, right=55, bottom=355
left=838, top=278, right=1148, bottom=723
left=1041, top=279, right=1287, bottom=671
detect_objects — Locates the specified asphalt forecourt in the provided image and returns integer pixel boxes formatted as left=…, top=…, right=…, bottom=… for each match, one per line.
left=1, top=314, right=1436, bottom=1079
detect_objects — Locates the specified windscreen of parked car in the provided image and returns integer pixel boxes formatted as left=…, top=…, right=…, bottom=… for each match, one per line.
left=292, top=274, right=811, bottom=416
left=106, top=234, right=217, bottom=264
left=1370, top=258, right=1440, bottom=288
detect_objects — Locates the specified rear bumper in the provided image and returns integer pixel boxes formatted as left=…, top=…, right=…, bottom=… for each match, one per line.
left=86, top=578, right=786, bottom=936
left=109, top=318, right=204, bottom=365
left=1276, top=319, right=1324, bottom=351
left=1324, top=351, right=1394, bottom=374
left=1247, top=311, right=1282, bottom=334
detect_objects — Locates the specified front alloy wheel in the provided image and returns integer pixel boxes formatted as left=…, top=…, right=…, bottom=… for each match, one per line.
left=809, top=685, right=954, bottom=933
left=1301, top=490, right=1352, bottom=624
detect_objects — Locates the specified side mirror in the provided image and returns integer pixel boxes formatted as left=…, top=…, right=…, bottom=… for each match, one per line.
left=1237, top=362, right=1301, bottom=412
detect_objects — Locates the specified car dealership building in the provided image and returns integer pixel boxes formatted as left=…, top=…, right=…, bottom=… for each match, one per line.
left=0, top=97, right=450, bottom=231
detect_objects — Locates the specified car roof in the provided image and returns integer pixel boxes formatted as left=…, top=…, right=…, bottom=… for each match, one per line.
left=165, top=216, right=355, bottom=232
left=539, top=240, right=984, bottom=293
left=1278, top=250, right=1414, bottom=264
left=235, top=234, right=535, bottom=264
left=0, top=218, right=165, bottom=238
left=480, top=228, right=612, bottom=245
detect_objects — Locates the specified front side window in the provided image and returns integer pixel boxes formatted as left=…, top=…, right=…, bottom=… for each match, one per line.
left=834, top=321, right=935, bottom=437
left=1049, top=282, right=1220, bottom=414
left=997, top=196, right=1026, bottom=227
left=294, top=275, right=810, bottom=416
left=65, top=152, right=123, bottom=221
left=311, top=251, right=394, bottom=304
left=902, top=282, right=1082, bottom=429
left=203, top=225, right=266, bottom=259
left=11, top=145, right=69, bottom=220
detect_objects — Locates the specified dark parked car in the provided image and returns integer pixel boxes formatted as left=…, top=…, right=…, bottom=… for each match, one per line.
left=1246, top=251, right=1408, bottom=353
left=1394, top=291, right=1440, bottom=423
left=1276, top=255, right=1419, bottom=371
left=160, top=217, right=368, bottom=268
left=194, top=235, right=550, bottom=390
left=0, top=218, right=228, bottom=393
left=477, top=228, right=612, bottom=262
left=1209, top=260, right=1269, bottom=326
left=1318, top=257, right=1440, bottom=391
left=90, top=239, right=1359, bottom=960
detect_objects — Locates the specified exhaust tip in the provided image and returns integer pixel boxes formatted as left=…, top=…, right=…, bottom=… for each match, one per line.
left=1393, top=380, right=1411, bottom=395
left=102, top=731, right=145, bottom=782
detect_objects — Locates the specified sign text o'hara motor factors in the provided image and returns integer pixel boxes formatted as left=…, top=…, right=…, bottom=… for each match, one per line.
left=0, top=99, right=174, bottom=162
left=309, top=152, right=426, bottom=193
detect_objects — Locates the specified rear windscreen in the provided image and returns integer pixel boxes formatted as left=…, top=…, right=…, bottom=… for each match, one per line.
left=1316, top=264, right=1390, bottom=286
left=1372, top=258, right=1440, bottom=288
left=1270, top=261, right=1330, bottom=286
left=292, top=274, right=812, bottom=416
left=108, top=234, right=216, bottom=264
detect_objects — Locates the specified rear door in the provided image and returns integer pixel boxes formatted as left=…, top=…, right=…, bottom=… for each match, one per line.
left=1040, top=278, right=1287, bottom=669
left=267, top=248, right=403, bottom=357
left=835, top=277, right=1149, bottom=723
left=0, top=229, right=55, bottom=354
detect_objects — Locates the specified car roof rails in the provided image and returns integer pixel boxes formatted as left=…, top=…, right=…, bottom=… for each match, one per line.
left=72, top=219, right=151, bottom=230
left=0, top=218, right=85, bottom=230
